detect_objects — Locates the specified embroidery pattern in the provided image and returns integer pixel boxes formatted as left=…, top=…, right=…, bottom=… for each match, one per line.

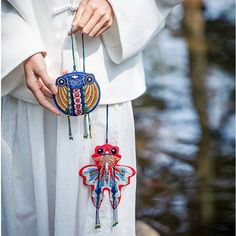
left=54, top=72, right=100, bottom=116
left=79, top=143, right=136, bottom=228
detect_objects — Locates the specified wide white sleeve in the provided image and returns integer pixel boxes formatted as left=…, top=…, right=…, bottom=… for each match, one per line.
left=1, top=0, right=46, bottom=79
left=102, top=0, right=183, bottom=64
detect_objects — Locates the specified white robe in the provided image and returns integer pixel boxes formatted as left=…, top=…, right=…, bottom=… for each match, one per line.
left=1, top=0, right=182, bottom=235
left=2, top=96, right=137, bottom=236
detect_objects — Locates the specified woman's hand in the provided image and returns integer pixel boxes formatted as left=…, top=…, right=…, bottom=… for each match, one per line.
left=24, top=53, right=61, bottom=116
left=70, top=0, right=114, bottom=37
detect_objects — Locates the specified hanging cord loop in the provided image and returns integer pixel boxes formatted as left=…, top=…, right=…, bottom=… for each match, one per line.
left=67, top=30, right=92, bottom=140
left=80, top=33, right=92, bottom=139
left=65, top=28, right=77, bottom=140
left=66, top=75, right=73, bottom=140
left=104, top=104, right=118, bottom=226
left=82, top=33, right=86, bottom=72
left=105, top=105, right=109, bottom=144
left=70, top=29, right=77, bottom=71
left=70, top=29, right=86, bottom=72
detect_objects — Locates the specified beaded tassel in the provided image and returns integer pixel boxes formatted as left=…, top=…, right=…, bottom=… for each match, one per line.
left=67, top=115, right=73, bottom=140
left=95, top=208, right=101, bottom=229
left=88, top=114, right=92, bottom=139
left=83, top=114, right=92, bottom=139
left=113, top=208, right=118, bottom=227
left=112, top=167, right=118, bottom=226
left=66, top=77, right=73, bottom=140
left=83, top=115, right=88, bottom=139
left=95, top=168, right=101, bottom=228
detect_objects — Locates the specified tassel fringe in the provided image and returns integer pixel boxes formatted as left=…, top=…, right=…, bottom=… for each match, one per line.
left=95, top=208, right=101, bottom=229
left=67, top=115, right=73, bottom=140
left=83, top=114, right=92, bottom=139
left=113, top=208, right=118, bottom=227
left=83, top=115, right=88, bottom=139
left=88, top=114, right=92, bottom=139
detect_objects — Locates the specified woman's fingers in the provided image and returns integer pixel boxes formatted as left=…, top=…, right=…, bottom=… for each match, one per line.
left=41, top=85, right=53, bottom=98
left=24, top=53, right=61, bottom=115
left=70, top=0, right=89, bottom=34
left=78, top=4, right=94, bottom=29
left=36, top=69, right=57, bottom=95
left=38, top=78, right=53, bottom=98
left=61, top=69, right=68, bottom=75
left=33, top=89, right=61, bottom=115
left=25, top=71, right=60, bottom=116
left=95, top=21, right=112, bottom=37
left=90, top=15, right=112, bottom=37
left=25, top=53, right=58, bottom=94
left=70, top=0, right=114, bottom=36
left=81, top=10, right=103, bottom=35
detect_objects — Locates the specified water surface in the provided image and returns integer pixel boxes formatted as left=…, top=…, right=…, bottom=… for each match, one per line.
left=134, top=2, right=235, bottom=235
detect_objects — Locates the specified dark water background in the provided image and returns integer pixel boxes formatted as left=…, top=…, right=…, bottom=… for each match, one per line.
left=134, top=1, right=235, bottom=235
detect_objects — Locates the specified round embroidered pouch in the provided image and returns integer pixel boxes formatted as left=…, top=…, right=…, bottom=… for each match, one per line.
left=53, top=32, right=101, bottom=117
left=53, top=71, right=100, bottom=116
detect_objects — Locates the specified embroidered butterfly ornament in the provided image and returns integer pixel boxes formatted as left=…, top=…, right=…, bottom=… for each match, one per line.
left=79, top=143, right=136, bottom=228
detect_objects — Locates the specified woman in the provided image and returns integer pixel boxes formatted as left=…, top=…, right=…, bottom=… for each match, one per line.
left=1, top=0, right=182, bottom=235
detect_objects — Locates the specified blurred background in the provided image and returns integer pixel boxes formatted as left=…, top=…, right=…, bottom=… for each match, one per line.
left=134, top=0, right=235, bottom=235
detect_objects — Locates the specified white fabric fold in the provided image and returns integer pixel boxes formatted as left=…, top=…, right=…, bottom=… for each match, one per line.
left=1, top=1, right=46, bottom=78
left=102, top=0, right=182, bottom=64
